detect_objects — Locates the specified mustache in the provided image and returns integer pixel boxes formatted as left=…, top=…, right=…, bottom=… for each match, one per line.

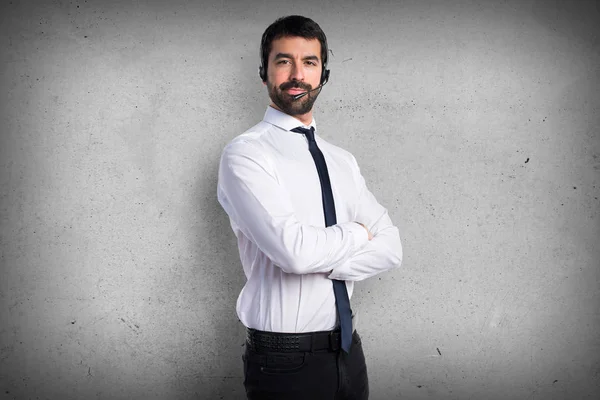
left=279, top=81, right=312, bottom=91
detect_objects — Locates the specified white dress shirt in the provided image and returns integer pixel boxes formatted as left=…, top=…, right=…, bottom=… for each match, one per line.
left=217, top=106, right=402, bottom=333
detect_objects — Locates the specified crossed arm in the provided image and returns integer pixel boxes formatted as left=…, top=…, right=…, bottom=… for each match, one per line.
left=326, top=153, right=403, bottom=281
left=217, top=140, right=402, bottom=281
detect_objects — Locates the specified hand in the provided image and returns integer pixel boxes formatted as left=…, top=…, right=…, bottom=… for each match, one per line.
left=356, top=222, right=373, bottom=240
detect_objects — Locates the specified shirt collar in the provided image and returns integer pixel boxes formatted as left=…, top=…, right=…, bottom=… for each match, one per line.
left=263, top=105, right=317, bottom=133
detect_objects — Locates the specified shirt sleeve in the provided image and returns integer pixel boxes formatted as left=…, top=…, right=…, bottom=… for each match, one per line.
left=327, top=153, right=403, bottom=281
left=217, top=140, right=370, bottom=275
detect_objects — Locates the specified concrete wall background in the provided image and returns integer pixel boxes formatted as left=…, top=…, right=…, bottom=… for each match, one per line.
left=1, top=0, right=598, bottom=399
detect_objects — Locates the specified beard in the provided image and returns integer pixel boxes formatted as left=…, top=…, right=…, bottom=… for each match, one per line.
left=267, top=80, right=321, bottom=116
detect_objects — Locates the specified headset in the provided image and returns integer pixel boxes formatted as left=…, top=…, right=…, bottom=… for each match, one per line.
left=258, top=40, right=331, bottom=89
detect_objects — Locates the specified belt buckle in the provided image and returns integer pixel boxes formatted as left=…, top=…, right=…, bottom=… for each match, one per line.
left=329, top=331, right=340, bottom=351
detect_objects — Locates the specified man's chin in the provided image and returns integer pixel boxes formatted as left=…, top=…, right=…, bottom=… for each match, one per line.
left=274, top=99, right=312, bottom=115
left=269, top=86, right=318, bottom=115
left=286, top=105, right=312, bottom=116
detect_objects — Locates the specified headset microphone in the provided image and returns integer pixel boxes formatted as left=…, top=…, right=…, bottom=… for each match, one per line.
left=291, top=81, right=327, bottom=100
left=290, top=68, right=330, bottom=100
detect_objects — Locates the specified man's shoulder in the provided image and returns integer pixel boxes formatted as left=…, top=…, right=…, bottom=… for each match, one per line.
left=221, top=120, right=273, bottom=157
left=234, top=120, right=271, bottom=140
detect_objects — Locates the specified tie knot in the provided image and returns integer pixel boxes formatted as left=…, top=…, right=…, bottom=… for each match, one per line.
left=291, top=126, right=315, bottom=142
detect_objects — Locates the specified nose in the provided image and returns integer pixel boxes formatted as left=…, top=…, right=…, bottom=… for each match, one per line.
left=289, top=61, right=305, bottom=81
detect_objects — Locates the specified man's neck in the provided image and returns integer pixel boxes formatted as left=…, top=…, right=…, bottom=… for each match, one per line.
left=270, top=103, right=313, bottom=126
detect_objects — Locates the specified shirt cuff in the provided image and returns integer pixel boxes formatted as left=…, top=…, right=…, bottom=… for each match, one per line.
left=326, top=222, right=369, bottom=280
left=342, top=221, right=370, bottom=254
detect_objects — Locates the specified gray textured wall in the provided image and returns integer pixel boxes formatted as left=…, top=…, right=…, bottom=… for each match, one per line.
left=1, top=0, right=599, bottom=399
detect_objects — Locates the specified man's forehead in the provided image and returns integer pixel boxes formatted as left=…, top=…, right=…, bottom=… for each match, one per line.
left=270, top=36, right=321, bottom=56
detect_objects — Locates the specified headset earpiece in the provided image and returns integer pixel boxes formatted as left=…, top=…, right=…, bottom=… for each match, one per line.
left=321, top=68, right=330, bottom=86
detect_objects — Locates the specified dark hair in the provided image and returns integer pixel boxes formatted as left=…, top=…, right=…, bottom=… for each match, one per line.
left=259, top=15, right=328, bottom=82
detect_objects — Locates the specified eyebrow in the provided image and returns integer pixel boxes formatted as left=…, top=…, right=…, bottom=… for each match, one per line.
left=273, top=53, right=320, bottom=63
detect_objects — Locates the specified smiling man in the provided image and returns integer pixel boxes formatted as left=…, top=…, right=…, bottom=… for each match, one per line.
left=217, top=15, right=403, bottom=399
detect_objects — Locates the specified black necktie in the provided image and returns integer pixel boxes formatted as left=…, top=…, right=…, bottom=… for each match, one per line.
left=291, top=126, right=353, bottom=353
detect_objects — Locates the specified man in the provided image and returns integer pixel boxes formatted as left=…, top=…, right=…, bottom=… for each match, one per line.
left=217, top=15, right=402, bottom=400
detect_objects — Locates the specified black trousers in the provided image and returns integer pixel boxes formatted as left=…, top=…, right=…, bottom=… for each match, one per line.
left=242, top=330, right=369, bottom=400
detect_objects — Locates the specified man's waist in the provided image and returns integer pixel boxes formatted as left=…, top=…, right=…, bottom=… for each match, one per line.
left=244, top=313, right=357, bottom=353
left=245, top=327, right=343, bottom=353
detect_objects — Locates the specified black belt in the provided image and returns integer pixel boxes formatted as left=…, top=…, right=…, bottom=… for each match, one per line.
left=246, top=328, right=342, bottom=353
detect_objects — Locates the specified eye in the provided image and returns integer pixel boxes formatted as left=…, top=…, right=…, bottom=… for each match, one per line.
left=306, top=61, right=317, bottom=66
left=277, top=60, right=290, bottom=65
